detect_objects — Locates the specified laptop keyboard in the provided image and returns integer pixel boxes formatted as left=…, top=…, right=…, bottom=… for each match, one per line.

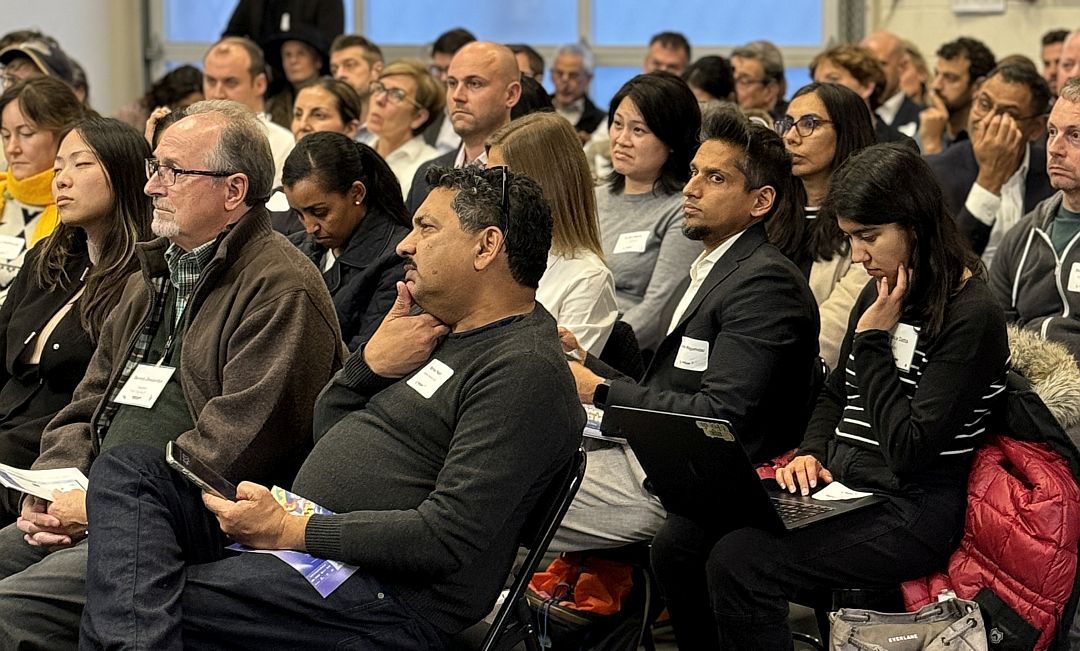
left=771, top=496, right=835, bottom=526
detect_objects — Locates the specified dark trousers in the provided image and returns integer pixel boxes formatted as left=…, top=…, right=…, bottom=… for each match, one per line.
left=80, top=444, right=448, bottom=651
left=650, top=494, right=964, bottom=650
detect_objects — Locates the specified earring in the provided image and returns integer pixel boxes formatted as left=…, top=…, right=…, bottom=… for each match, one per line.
left=354, top=200, right=361, bottom=205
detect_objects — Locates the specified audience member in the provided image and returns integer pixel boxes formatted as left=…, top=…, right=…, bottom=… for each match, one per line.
left=406, top=41, right=521, bottom=214
left=488, top=112, right=617, bottom=354
left=115, top=65, right=203, bottom=132
left=900, top=39, right=931, bottom=107
left=644, top=31, right=691, bottom=75
left=555, top=106, right=819, bottom=550
left=202, top=37, right=295, bottom=188
left=1059, top=29, right=1080, bottom=91
left=263, top=26, right=331, bottom=129
left=810, top=44, right=916, bottom=147
left=222, top=0, right=343, bottom=51
left=78, top=165, right=581, bottom=649
left=861, top=30, right=922, bottom=135
left=991, top=75, right=1080, bottom=362
left=329, top=34, right=384, bottom=144
left=68, top=57, right=89, bottom=105
left=927, top=63, right=1053, bottom=266
left=0, top=100, right=344, bottom=649
left=0, top=38, right=76, bottom=90
left=508, top=43, right=545, bottom=83
left=551, top=43, right=606, bottom=144
left=731, top=40, right=788, bottom=120
left=422, top=27, right=476, bottom=155
left=0, top=76, right=85, bottom=305
left=773, top=82, right=875, bottom=369
left=597, top=72, right=703, bottom=353
left=368, top=60, right=442, bottom=198
left=683, top=55, right=734, bottom=104
left=510, top=75, right=555, bottom=120
left=291, top=77, right=362, bottom=141
left=652, top=142, right=1009, bottom=649
left=1042, top=29, right=1070, bottom=96
left=920, top=36, right=996, bottom=154
left=283, top=132, right=408, bottom=349
left=0, top=116, right=152, bottom=524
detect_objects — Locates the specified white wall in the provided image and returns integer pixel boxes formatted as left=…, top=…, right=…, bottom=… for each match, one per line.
left=0, top=0, right=143, bottom=116
left=867, top=0, right=1079, bottom=67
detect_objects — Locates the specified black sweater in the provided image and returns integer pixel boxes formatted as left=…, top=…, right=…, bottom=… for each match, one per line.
left=800, top=277, right=1009, bottom=496
left=295, top=306, right=583, bottom=634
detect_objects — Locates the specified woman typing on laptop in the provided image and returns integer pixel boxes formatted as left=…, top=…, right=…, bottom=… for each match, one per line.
left=650, top=143, right=1010, bottom=649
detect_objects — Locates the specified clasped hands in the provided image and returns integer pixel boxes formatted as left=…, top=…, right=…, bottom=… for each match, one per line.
left=17, top=490, right=88, bottom=550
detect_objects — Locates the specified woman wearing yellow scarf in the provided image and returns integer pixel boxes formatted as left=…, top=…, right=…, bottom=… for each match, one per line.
left=0, top=76, right=85, bottom=305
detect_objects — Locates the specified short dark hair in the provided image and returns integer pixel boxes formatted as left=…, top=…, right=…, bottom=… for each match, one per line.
left=986, top=62, right=1052, bottom=118
left=606, top=72, right=701, bottom=195
left=682, top=55, right=734, bottom=102
left=145, top=65, right=203, bottom=110
left=822, top=143, right=981, bottom=336
left=1043, top=29, right=1070, bottom=48
left=432, top=28, right=476, bottom=56
left=650, top=31, right=691, bottom=61
left=936, top=37, right=996, bottom=84
left=511, top=75, right=554, bottom=120
left=424, top=166, right=551, bottom=288
left=507, top=44, right=544, bottom=79
left=330, top=34, right=383, bottom=65
left=0, top=75, right=85, bottom=135
left=283, top=132, right=408, bottom=227
left=699, top=105, right=795, bottom=224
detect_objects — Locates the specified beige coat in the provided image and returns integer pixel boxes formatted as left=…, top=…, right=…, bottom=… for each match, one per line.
left=809, top=253, right=871, bottom=370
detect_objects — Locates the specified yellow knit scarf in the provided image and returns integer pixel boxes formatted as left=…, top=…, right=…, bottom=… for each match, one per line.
left=0, top=167, right=59, bottom=247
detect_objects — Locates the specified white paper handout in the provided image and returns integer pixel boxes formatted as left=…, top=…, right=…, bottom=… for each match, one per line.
left=812, top=481, right=875, bottom=501
left=0, top=462, right=89, bottom=501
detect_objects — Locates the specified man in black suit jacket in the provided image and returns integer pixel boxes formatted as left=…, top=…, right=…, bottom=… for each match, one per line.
left=550, top=108, right=820, bottom=551
left=926, top=63, right=1053, bottom=264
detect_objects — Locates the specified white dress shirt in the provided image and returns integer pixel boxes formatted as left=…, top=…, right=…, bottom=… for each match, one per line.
left=964, top=142, right=1030, bottom=269
left=666, top=230, right=745, bottom=335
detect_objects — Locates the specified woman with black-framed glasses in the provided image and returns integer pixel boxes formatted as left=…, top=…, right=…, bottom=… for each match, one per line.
left=368, top=60, right=443, bottom=199
left=770, top=82, right=876, bottom=369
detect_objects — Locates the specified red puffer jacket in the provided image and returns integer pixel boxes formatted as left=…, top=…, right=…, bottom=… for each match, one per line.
left=902, top=382, right=1080, bottom=650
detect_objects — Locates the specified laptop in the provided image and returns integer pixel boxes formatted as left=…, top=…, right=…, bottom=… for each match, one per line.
left=602, top=405, right=884, bottom=533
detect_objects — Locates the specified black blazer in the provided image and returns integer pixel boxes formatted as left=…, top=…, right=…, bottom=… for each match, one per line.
left=889, top=94, right=923, bottom=131
left=576, top=95, right=607, bottom=136
left=223, top=0, right=343, bottom=47
left=926, top=139, right=1055, bottom=255
left=289, top=208, right=408, bottom=351
left=590, top=222, right=820, bottom=463
left=0, top=240, right=95, bottom=476
left=405, top=149, right=456, bottom=217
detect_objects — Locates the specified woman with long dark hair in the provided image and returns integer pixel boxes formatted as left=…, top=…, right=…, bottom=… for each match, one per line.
left=282, top=131, right=408, bottom=350
left=597, top=72, right=702, bottom=352
left=650, top=143, right=1010, bottom=648
left=772, top=82, right=876, bottom=368
left=0, top=116, right=152, bottom=522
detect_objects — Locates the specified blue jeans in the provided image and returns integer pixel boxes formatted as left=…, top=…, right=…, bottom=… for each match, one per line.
left=80, top=444, right=447, bottom=650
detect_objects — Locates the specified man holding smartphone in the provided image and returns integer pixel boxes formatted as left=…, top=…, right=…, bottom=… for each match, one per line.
left=0, top=100, right=344, bottom=649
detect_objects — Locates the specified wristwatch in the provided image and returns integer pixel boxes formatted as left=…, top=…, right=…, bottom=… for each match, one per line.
left=592, top=380, right=612, bottom=409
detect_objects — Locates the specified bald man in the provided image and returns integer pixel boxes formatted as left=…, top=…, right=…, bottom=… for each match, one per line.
left=406, top=41, right=522, bottom=214
left=862, top=30, right=923, bottom=136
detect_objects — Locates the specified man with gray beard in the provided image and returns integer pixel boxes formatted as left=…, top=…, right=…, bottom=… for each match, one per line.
left=0, top=99, right=343, bottom=650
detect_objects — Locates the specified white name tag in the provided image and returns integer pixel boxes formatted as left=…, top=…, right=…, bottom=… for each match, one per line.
left=673, top=337, right=709, bottom=372
left=407, top=358, right=454, bottom=399
left=1068, top=262, right=1080, bottom=293
left=890, top=323, right=918, bottom=371
left=113, top=363, right=177, bottom=409
left=612, top=230, right=650, bottom=254
left=0, top=235, right=26, bottom=261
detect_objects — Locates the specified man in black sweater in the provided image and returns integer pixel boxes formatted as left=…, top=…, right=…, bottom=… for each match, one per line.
left=78, top=167, right=583, bottom=649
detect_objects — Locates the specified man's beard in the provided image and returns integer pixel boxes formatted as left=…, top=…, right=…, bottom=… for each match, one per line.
left=682, top=224, right=709, bottom=241
left=152, top=217, right=180, bottom=239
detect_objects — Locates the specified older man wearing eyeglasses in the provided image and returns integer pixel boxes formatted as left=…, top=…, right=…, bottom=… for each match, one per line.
left=926, top=63, right=1055, bottom=267
left=0, top=99, right=343, bottom=650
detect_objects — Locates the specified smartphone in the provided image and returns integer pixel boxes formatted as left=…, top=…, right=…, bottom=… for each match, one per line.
left=165, top=440, right=237, bottom=500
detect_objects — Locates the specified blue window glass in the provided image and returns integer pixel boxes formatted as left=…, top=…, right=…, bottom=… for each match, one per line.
left=592, top=0, right=823, bottom=47
left=367, top=0, right=577, bottom=46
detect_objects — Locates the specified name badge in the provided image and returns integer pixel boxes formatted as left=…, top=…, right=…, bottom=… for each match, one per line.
left=1069, top=262, right=1080, bottom=293
left=673, top=337, right=709, bottom=372
left=113, top=363, right=176, bottom=409
left=0, top=235, right=26, bottom=261
left=407, top=358, right=454, bottom=399
left=612, top=231, right=650, bottom=254
left=890, top=323, right=918, bottom=371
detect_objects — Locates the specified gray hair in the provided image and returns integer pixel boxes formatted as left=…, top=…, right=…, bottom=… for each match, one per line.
left=1060, top=75, right=1080, bottom=103
left=731, top=40, right=786, bottom=85
left=181, top=99, right=273, bottom=206
left=555, top=43, right=594, bottom=76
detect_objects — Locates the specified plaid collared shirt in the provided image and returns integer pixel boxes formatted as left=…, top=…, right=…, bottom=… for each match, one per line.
left=91, top=239, right=217, bottom=446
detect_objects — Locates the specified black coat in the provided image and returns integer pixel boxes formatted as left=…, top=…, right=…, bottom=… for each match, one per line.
left=289, top=209, right=408, bottom=351
left=405, top=149, right=455, bottom=218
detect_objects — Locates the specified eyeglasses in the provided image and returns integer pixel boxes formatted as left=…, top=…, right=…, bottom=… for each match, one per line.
left=369, top=81, right=423, bottom=109
left=492, top=165, right=510, bottom=240
left=775, top=115, right=833, bottom=138
left=735, top=76, right=767, bottom=88
left=145, top=158, right=233, bottom=187
left=972, top=93, right=1045, bottom=122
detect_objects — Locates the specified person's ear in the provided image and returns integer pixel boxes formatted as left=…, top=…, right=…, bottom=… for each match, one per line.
left=409, top=107, right=430, bottom=132
left=350, top=180, right=367, bottom=207
left=473, top=227, right=504, bottom=271
left=751, top=185, right=776, bottom=218
left=223, top=173, right=250, bottom=211
left=254, top=72, right=268, bottom=97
